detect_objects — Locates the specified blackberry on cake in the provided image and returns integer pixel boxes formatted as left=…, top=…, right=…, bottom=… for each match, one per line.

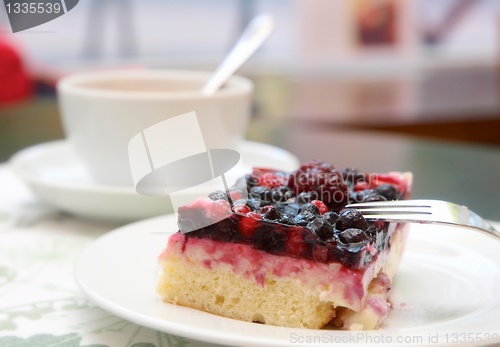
left=157, top=160, right=412, bottom=330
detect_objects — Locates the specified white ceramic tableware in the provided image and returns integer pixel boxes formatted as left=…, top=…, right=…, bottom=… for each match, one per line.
left=9, top=140, right=300, bottom=222
left=57, top=69, right=253, bottom=186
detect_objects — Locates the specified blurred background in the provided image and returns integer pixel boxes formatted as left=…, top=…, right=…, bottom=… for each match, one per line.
left=1, top=0, right=500, bottom=161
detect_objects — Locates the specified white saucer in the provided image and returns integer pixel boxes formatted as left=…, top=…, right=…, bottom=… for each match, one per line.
left=9, top=140, right=300, bottom=222
left=75, top=215, right=500, bottom=347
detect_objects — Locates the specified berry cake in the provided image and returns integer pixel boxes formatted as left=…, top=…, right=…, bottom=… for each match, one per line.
left=157, top=161, right=412, bottom=330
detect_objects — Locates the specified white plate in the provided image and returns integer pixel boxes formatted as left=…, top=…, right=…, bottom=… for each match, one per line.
left=75, top=215, right=500, bottom=347
left=9, top=140, right=299, bottom=222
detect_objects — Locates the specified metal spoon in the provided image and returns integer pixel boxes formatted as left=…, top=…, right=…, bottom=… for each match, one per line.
left=201, top=14, right=275, bottom=95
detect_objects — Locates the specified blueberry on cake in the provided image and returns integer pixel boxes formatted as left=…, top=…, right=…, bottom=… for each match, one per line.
left=157, top=161, right=412, bottom=330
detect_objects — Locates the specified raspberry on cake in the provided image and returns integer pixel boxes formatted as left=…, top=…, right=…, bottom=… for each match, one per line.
left=157, top=161, right=412, bottom=330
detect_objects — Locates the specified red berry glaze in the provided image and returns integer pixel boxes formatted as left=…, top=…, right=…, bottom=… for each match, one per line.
left=311, top=200, right=328, bottom=214
left=233, top=203, right=251, bottom=215
left=177, top=161, right=410, bottom=269
left=288, top=160, right=349, bottom=212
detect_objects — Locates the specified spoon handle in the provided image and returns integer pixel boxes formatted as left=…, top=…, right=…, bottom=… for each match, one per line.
left=201, top=14, right=274, bottom=95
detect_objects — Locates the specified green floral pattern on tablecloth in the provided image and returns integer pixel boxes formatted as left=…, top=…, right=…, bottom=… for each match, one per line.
left=0, top=218, right=204, bottom=347
left=0, top=333, right=189, bottom=347
left=0, top=265, right=16, bottom=288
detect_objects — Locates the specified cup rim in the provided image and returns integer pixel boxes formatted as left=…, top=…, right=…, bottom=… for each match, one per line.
left=57, top=69, right=253, bottom=99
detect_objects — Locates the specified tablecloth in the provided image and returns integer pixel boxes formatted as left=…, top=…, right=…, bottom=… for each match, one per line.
left=0, top=165, right=213, bottom=347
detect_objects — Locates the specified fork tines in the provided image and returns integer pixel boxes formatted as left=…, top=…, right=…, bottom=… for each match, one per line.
left=345, top=199, right=500, bottom=238
left=345, top=200, right=433, bottom=215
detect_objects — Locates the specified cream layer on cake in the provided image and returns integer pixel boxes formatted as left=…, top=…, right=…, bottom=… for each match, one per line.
left=157, top=223, right=408, bottom=330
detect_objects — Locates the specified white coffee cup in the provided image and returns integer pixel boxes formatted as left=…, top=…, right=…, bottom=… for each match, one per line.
left=57, top=69, right=253, bottom=186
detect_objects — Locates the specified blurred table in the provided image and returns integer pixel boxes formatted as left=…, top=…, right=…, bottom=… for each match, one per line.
left=292, top=66, right=500, bottom=126
left=2, top=64, right=500, bottom=163
left=253, top=65, right=500, bottom=145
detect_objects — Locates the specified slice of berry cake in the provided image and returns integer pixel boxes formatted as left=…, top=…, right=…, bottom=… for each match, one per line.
left=157, top=161, right=412, bottom=330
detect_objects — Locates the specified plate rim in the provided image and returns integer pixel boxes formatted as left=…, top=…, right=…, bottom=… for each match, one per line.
left=9, top=139, right=300, bottom=194
left=8, top=140, right=300, bottom=221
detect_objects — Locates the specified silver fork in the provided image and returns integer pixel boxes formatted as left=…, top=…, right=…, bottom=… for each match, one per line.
left=345, top=199, right=500, bottom=239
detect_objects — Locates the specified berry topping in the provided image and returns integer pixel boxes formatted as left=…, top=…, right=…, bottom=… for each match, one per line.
left=299, top=203, right=320, bottom=215
left=362, top=191, right=386, bottom=202
left=177, top=197, right=232, bottom=232
left=260, top=205, right=280, bottom=221
left=254, top=228, right=287, bottom=251
left=179, top=161, right=409, bottom=268
left=341, top=168, right=367, bottom=184
left=247, top=211, right=263, bottom=220
left=259, top=172, right=287, bottom=188
left=297, top=191, right=319, bottom=203
left=275, top=204, right=300, bottom=225
left=338, top=228, right=370, bottom=244
left=246, top=174, right=260, bottom=189
left=375, top=183, right=400, bottom=201
left=208, top=199, right=232, bottom=220
left=288, top=160, right=349, bottom=212
left=312, top=244, right=329, bottom=262
left=233, top=203, right=251, bottom=215
left=271, top=186, right=294, bottom=202
left=285, top=229, right=308, bottom=257
left=247, top=167, right=288, bottom=189
left=245, top=198, right=261, bottom=211
left=351, top=189, right=386, bottom=203
left=238, top=215, right=260, bottom=238
left=307, top=217, right=334, bottom=240
left=336, top=209, right=370, bottom=231
left=323, top=211, right=340, bottom=225
left=293, top=211, right=317, bottom=226
left=311, top=200, right=328, bottom=214
left=353, top=181, right=370, bottom=192
left=228, top=189, right=244, bottom=202
left=249, top=186, right=272, bottom=203
left=208, top=190, right=228, bottom=201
